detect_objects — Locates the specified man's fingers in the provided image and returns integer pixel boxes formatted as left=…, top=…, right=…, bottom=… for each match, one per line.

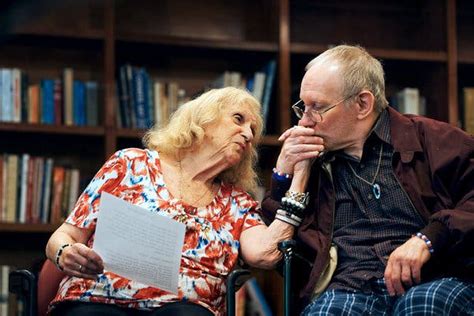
left=400, top=264, right=413, bottom=289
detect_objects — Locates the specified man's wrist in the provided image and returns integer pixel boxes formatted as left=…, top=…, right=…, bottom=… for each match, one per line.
left=413, top=232, right=434, bottom=254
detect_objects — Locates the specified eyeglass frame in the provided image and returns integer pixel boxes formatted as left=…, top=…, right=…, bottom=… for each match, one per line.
left=291, top=93, right=359, bottom=122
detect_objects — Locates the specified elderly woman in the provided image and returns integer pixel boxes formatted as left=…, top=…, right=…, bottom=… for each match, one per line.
left=45, top=87, right=294, bottom=316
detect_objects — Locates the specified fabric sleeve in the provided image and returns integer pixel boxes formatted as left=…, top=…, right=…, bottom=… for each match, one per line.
left=65, top=150, right=128, bottom=230
left=420, top=125, right=474, bottom=257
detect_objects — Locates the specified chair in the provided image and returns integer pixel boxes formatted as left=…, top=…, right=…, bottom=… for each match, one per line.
left=10, top=241, right=311, bottom=316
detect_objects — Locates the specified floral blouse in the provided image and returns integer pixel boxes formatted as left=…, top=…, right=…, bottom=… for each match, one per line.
left=50, top=148, right=264, bottom=315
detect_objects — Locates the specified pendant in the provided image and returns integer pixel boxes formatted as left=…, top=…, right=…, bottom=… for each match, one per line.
left=372, top=183, right=381, bottom=199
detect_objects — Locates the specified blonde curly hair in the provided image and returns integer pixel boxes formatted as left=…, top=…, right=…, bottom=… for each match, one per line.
left=143, top=87, right=263, bottom=194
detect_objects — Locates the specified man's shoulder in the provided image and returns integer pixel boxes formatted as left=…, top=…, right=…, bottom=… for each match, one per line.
left=388, top=108, right=469, bottom=144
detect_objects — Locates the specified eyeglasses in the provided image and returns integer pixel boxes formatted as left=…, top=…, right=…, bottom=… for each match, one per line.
left=291, top=93, right=357, bottom=123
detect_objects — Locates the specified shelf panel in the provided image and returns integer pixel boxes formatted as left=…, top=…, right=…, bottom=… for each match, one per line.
left=291, top=43, right=447, bottom=62
left=0, top=123, right=105, bottom=136
left=117, top=34, right=278, bottom=53
left=0, top=222, right=59, bottom=233
left=459, top=53, right=474, bottom=64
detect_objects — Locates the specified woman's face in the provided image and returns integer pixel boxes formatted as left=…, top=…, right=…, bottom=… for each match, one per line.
left=201, top=102, right=258, bottom=168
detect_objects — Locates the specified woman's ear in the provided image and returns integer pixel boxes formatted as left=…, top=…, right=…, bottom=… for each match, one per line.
left=356, top=90, right=375, bottom=119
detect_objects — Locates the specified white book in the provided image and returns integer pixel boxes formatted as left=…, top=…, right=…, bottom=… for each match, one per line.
left=252, top=72, right=266, bottom=104
left=11, top=68, right=22, bottom=123
left=398, top=87, right=420, bottom=115
left=153, top=81, right=164, bottom=127
left=18, top=153, right=30, bottom=223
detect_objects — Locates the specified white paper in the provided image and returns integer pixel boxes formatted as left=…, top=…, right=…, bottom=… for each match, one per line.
left=93, top=192, right=185, bottom=294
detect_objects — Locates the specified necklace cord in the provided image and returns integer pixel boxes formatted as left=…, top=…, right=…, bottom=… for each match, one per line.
left=346, top=143, right=383, bottom=186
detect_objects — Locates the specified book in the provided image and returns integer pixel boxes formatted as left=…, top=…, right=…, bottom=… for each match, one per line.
left=463, top=87, right=474, bottom=134
left=118, top=65, right=131, bottom=128
left=1, top=68, right=12, bottom=122
left=41, top=79, right=55, bottom=124
left=0, top=265, right=10, bottom=316
left=41, top=158, right=54, bottom=223
left=28, top=84, right=40, bottom=123
left=53, top=79, right=63, bottom=125
left=18, top=153, right=30, bottom=223
left=245, top=277, right=273, bottom=316
left=11, top=68, right=21, bottom=123
left=5, top=155, right=18, bottom=223
left=73, top=80, right=86, bottom=126
left=85, top=81, right=99, bottom=126
left=261, top=60, right=277, bottom=129
left=396, top=87, right=423, bottom=115
left=252, top=72, right=266, bottom=104
left=63, top=68, right=74, bottom=126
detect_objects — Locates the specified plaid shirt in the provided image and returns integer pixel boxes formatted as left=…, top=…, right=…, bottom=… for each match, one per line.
left=327, top=109, right=426, bottom=292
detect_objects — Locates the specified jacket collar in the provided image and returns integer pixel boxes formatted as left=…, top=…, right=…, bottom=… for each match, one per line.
left=387, top=107, right=424, bottom=163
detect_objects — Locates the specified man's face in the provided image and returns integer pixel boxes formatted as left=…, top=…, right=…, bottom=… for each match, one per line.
left=299, top=62, right=358, bottom=152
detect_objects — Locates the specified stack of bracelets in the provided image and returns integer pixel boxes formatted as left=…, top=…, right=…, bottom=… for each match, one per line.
left=275, top=190, right=309, bottom=227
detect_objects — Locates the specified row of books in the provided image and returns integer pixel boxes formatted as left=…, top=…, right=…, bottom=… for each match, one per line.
left=116, top=60, right=276, bottom=130
left=208, top=60, right=276, bottom=130
left=463, top=87, right=474, bottom=134
left=0, top=154, right=80, bottom=225
left=0, top=67, right=99, bottom=126
left=117, top=64, right=188, bottom=129
left=390, top=87, right=426, bottom=116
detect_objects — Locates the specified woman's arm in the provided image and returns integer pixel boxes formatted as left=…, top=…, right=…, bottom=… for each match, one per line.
left=240, top=162, right=311, bottom=269
left=45, top=223, right=104, bottom=279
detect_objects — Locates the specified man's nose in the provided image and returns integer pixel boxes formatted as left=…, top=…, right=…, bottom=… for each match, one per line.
left=298, top=115, right=316, bottom=128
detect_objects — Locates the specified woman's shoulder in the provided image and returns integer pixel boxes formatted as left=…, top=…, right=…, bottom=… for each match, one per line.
left=111, top=148, right=160, bottom=161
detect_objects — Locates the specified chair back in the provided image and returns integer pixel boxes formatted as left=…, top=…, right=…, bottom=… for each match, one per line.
left=37, top=260, right=65, bottom=316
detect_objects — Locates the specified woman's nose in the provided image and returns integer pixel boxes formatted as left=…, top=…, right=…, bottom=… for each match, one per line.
left=242, top=126, right=254, bottom=142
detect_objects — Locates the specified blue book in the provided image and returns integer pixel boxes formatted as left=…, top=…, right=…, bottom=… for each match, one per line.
left=132, top=67, right=148, bottom=129
left=85, top=81, right=99, bottom=126
left=1, top=68, right=12, bottom=122
left=246, top=278, right=273, bottom=316
left=126, top=65, right=137, bottom=128
left=261, top=60, right=276, bottom=130
left=73, top=80, right=86, bottom=126
left=41, top=79, right=55, bottom=124
left=118, top=65, right=131, bottom=128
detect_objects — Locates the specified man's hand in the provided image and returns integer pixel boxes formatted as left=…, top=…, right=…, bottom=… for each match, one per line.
left=276, top=126, right=324, bottom=175
left=384, top=236, right=431, bottom=296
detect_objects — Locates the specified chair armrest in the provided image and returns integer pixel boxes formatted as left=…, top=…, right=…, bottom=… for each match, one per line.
left=9, top=269, right=37, bottom=316
left=226, top=269, right=251, bottom=316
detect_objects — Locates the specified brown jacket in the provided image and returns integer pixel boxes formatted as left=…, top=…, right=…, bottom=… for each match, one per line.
left=261, top=108, right=474, bottom=301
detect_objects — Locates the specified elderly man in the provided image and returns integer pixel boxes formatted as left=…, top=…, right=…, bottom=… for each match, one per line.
left=261, top=45, right=473, bottom=315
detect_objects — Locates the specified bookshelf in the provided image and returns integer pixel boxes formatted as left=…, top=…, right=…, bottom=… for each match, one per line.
left=0, top=0, right=471, bottom=314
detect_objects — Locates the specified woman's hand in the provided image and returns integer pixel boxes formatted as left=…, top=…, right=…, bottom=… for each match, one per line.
left=60, top=243, right=104, bottom=279
left=276, top=126, right=324, bottom=175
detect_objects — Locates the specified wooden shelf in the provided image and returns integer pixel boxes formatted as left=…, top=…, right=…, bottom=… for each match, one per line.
left=0, top=222, right=60, bottom=233
left=116, top=33, right=278, bottom=52
left=0, top=123, right=105, bottom=136
left=291, top=43, right=447, bottom=62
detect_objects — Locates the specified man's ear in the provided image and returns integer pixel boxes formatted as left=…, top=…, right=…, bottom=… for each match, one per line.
left=356, top=90, right=375, bottom=119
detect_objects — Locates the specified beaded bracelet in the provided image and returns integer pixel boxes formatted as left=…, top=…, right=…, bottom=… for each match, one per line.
left=54, top=243, right=72, bottom=271
left=272, top=168, right=293, bottom=181
left=414, top=232, right=434, bottom=254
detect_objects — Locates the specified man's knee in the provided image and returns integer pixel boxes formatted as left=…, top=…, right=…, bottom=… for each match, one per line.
left=393, top=278, right=474, bottom=316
